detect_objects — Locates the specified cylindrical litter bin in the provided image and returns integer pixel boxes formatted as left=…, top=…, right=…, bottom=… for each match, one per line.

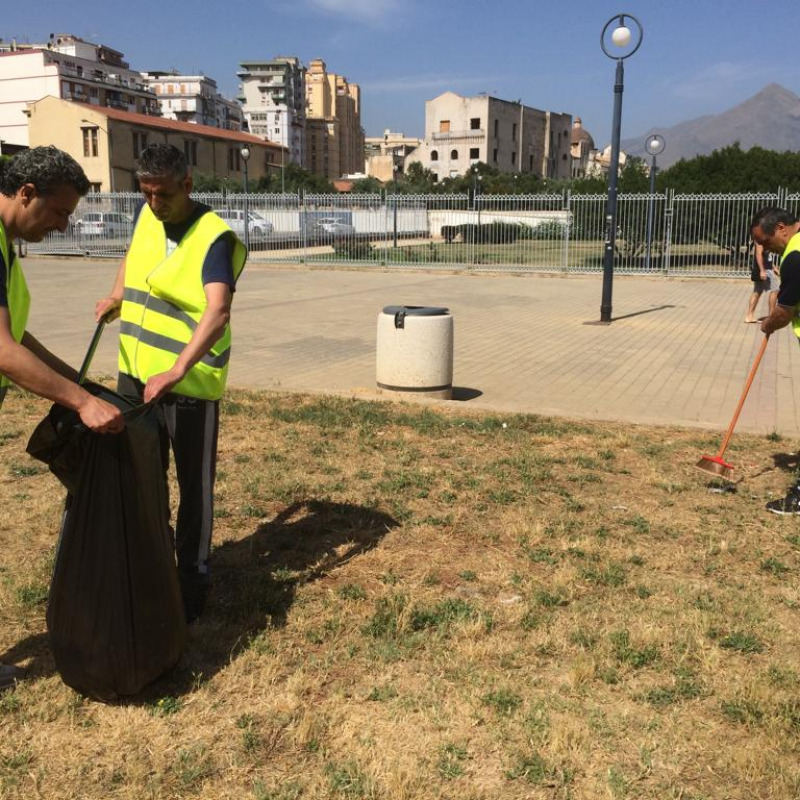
left=376, top=306, right=453, bottom=400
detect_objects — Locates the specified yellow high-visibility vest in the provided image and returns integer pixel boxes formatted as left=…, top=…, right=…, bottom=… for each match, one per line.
left=0, top=221, right=31, bottom=408
left=782, top=232, right=800, bottom=339
left=119, top=205, right=246, bottom=400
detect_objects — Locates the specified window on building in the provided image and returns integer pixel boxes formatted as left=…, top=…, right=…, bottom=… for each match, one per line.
left=470, top=117, right=480, bottom=130
left=529, top=155, right=534, bottom=170
left=470, top=148, right=479, bottom=160
left=494, top=119, right=498, bottom=137
left=511, top=152, right=517, bottom=165
left=493, top=148, right=498, bottom=163
left=512, top=123, right=517, bottom=139
left=439, top=120, right=450, bottom=133
left=82, top=128, right=98, bottom=158
left=132, top=132, right=148, bottom=159
left=89, top=182, right=102, bottom=193
left=430, top=150, right=439, bottom=162
left=450, top=149, right=458, bottom=160
left=184, top=140, right=198, bottom=166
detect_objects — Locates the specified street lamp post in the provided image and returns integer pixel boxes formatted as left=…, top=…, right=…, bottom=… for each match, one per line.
left=599, top=14, right=643, bottom=323
left=240, top=145, right=250, bottom=251
left=644, top=133, right=665, bottom=272
left=472, top=168, right=483, bottom=228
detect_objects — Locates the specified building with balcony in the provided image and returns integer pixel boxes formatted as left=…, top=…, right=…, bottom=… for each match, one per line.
left=238, top=56, right=305, bottom=166
left=407, top=91, right=572, bottom=182
left=141, top=71, right=244, bottom=131
left=364, top=129, right=421, bottom=182
left=304, top=59, right=364, bottom=180
left=0, top=33, right=160, bottom=149
left=25, top=95, right=286, bottom=192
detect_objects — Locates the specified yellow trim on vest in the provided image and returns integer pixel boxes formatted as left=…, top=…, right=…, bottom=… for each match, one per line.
left=0, top=221, right=31, bottom=405
left=783, top=232, right=800, bottom=339
left=120, top=205, right=246, bottom=399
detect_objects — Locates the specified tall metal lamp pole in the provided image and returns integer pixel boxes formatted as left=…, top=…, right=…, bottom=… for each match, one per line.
left=240, top=145, right=251, bottom=251
left=644, top=133, right=665, bottom=272
left=599, top=14, right=643, bottom=323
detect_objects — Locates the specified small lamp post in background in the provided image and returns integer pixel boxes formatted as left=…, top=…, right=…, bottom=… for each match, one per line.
left=472, top=167, right=483, bottom=228
left=599, top=13, right=643, bottom=323
left=240, top=145, right=250, bottom=251
left=644, top=133, right=665, bottom=272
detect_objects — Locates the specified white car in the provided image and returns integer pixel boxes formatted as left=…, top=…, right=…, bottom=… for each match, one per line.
left=315, top=217, right=356, bottom=238
left=213, top=209, right=273, bottom=239
left=74, top=211, right=133, bottom=238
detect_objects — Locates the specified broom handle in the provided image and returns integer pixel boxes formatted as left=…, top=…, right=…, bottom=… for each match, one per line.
left=716, top=335, right=770, bottom=459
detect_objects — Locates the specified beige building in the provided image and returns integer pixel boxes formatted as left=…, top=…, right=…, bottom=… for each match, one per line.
left=26, top=95, right=286, bottom=192
left=304, top=59, right=364, bottom=179
left=0, top=34, right=160, bottom=149
left=364, top=130, right=422, bottom=182
left=408, top=91, right=572, bottom=181
left=570, top=117, right=596, bottom=178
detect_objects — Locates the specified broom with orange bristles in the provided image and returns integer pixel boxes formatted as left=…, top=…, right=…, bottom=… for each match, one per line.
left=696, top=334, right=770, bottom=481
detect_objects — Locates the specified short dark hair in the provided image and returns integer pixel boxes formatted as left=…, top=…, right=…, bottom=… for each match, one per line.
left=0, top=146, right=90, bottom=198
left=136, top=144, right=188, bottom=181
left=751, top=206, right=799, bottom=235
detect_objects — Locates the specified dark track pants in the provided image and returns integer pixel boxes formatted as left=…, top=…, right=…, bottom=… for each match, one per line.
left=118, top=374, right=220, bottom=582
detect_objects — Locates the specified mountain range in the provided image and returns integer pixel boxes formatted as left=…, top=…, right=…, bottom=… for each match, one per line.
left=619, top=83, right=800, bottom=168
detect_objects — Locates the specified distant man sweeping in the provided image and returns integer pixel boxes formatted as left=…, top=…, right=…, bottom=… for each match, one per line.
left=0, top=147, right=124, bottom=690
left=752, top=206, right=800, bottom=513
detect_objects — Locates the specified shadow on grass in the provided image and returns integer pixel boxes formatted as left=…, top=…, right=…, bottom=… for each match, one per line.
left=136, top=498, right=399, bottom=700
left=0, top=500, right=398, bottom=702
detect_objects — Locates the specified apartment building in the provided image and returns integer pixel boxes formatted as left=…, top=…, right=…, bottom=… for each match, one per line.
left=364, top=130, right=421, bottom=182
left=304, top=59, right=364, bottom=180
left=26, top=95, right=286, bottom=192
left=141, top=71, right=244, bottom=131
left=408, top=91, right=572, bottom=181
left=238, top=56, right=304, bottom=165
left=0, top=33, right=159, bottom=149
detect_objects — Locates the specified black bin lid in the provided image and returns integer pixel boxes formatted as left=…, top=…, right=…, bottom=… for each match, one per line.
left=382, top=305, right=449, bottom=316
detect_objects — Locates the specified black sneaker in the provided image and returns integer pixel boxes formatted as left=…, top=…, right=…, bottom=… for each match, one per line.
left=766, top=490, right=800, bottom=515
left=179, top=572, right=210, bottom=624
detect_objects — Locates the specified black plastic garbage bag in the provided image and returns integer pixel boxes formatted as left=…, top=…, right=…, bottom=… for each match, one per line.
left=26, top=384, right=186, bottom=701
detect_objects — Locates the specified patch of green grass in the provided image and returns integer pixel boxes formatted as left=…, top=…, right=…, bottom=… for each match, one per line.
left=9, top=463, right=44, bottom=478
left=437, top=743, right=469, bottom=780
left=15, top=582, right=48, bottom=608
left=458, top=570, right=477, bottom=582
left=534, top=589, right=569, bottom=608
left=173, top=745, right=214, bottom=788
left=337, top=583, right=367, bottom=601
left=366, top=684, right=399, bottom=702
left=581, top=562, right=627, bottom=588
left=482, top=688, right=522, bottom=716
left=721, top=699, right=765, bottom=726
left=761, top=557, right=790, bottom=577
left=709, top=629, right=765, bottom=654
left=506, top=751, right=551, bottom=784
left=609, top=630, right=659, bottom=669
left=325, top=760, right=371, bottom=796
left=149, top=696, right=183, bottom=717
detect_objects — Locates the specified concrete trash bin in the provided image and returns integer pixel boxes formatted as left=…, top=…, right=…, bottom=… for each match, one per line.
left=376, top=306, right=453, bottom=400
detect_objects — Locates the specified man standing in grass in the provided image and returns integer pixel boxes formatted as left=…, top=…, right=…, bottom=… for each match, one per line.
left=753, top=206, right=800, bottom=513
left=0, top=147, right=125, bottom=690
left=95, top=144, right=246, bottom=623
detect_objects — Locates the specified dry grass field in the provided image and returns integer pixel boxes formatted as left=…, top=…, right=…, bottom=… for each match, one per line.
left=1, top=387, right=799, bottom=799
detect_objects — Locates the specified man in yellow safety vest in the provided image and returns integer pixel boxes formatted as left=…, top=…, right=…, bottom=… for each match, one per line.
left=96, top=144, right=246, bottom=623
left=0, top=146, right=124, bottom=691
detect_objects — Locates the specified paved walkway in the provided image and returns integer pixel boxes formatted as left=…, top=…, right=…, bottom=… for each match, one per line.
left=21, top=257, right=800, bottom=436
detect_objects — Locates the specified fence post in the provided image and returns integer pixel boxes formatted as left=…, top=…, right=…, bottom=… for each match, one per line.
left=562, top=189, right=571, bottom=273
left=662, top=188, right=673, bottom=275
left=299, top=188, right=306, bottom=264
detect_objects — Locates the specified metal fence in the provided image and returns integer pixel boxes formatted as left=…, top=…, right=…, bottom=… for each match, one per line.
left=26, top=189, right=799, bottom=276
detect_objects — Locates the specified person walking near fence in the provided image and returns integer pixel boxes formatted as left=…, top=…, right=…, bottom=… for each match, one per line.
left=0, top=147, right=124, bottom=690
left=753, top=207, right=800, bottom=513
left=95, top=144, right=247, bottom=622
left=745, top=239, right=779, bottom=323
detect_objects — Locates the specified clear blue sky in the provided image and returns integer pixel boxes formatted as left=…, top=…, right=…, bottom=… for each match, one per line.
left=5, top=0, right=799, bottom=149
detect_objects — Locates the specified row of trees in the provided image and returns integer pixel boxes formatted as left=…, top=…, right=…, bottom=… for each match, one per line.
left=190, top=143, right=800, bottom=196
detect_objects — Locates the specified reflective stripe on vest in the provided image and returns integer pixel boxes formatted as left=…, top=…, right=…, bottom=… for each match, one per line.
left=0, top=222, right=31, bottom=408
left=120, top=205, right=246, bottom=400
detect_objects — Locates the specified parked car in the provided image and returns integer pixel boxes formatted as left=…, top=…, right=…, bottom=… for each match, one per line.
left=74, top=211, right=134, bottom=238
left=314, top=218, right=356, bottom=238
left=213, top=209, right=273, bottom=240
